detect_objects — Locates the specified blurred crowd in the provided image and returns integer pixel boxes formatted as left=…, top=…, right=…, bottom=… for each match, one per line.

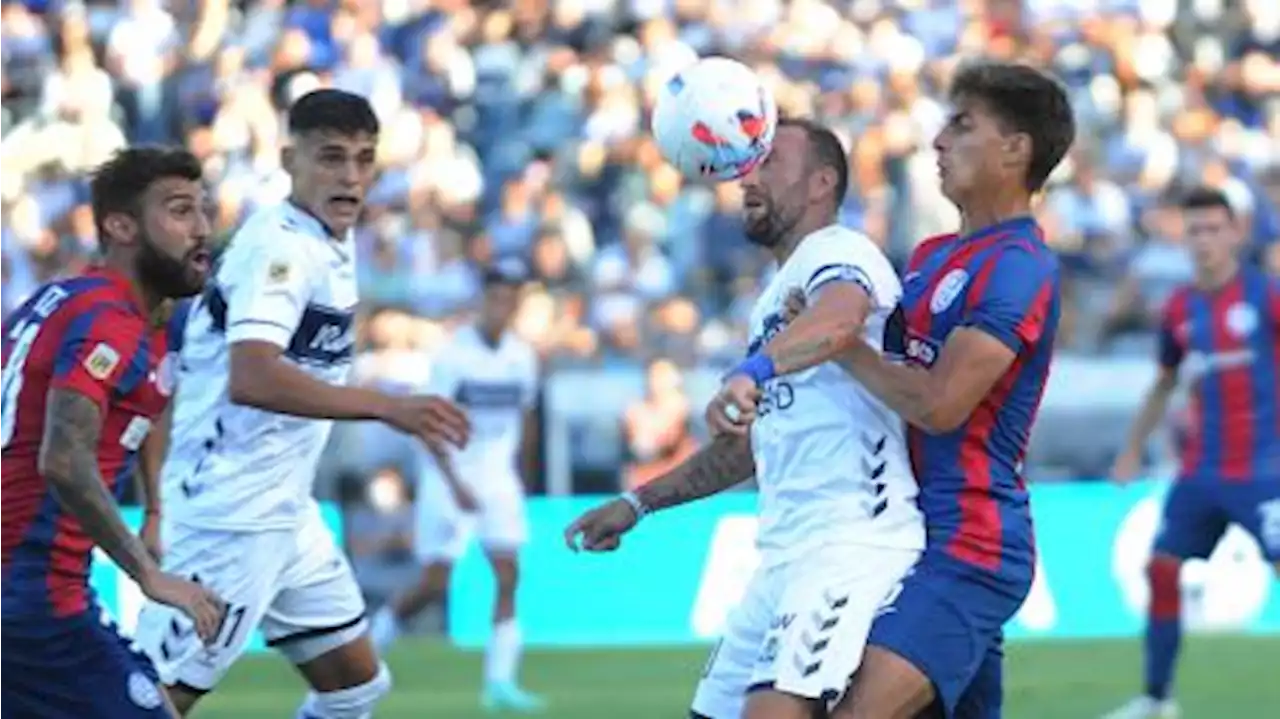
left=3, top=1, right=1279, bottom=563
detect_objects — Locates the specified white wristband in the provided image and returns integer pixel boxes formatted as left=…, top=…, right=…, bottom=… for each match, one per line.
left=620, top=491, right=648, bottom=520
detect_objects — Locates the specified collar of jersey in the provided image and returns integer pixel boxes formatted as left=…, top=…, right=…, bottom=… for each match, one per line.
left=87, top=265, right=147, bottom=317
left=285, top=199, right=348, bottom=245
left=960, top=215, right=1038, bottom=243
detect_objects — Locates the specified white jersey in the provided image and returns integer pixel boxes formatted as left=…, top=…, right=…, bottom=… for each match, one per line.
left=425, top=325, right=538, bottom=480
left=163, top=202, right=358, bottom=530
left=748, top=224, right=924, bottom=567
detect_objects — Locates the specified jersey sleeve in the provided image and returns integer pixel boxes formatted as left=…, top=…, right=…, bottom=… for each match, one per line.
left=961, top=246, right=1056, bottom=355
left=50, top=303, right=147, bottom=410
left=1157, top=292, right=1187, bottom=369
left=222, top=228, right=314, bottom=349
left=795, top=229, right=894, bottom=306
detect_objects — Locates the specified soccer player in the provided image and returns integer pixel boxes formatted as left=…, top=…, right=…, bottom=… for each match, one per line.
left=370, top=259, right=545, bottom=712
left=805, top=61, right=1075, bottom=719
left=130, top=89, right=470, bottom=718
left=1102, top=188, right=1280, bottom=719
left=565, top=117, right=926, bottom=719
left=2, top=146, right=225, bottom=718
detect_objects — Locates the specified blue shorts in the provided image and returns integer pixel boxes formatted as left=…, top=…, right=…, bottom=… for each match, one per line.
left=1, top=610, right=169, bottom=719
left=867, top=551, right=1031, bottom=719
left=1153, top=479, right=1280, bottom=561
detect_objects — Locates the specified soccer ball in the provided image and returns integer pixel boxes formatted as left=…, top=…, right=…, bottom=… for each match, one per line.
left=651, top=57, right=778, bottom=182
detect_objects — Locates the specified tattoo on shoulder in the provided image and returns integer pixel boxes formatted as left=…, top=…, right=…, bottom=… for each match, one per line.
left=635, top=435, right=754, bottom=512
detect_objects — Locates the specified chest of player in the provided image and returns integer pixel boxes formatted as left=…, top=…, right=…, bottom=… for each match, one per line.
left=1174, top=290, right=1274, bottom=383
left=898, top=245, right=998, bottom=368
left=105, top=329, right=178, bottom=453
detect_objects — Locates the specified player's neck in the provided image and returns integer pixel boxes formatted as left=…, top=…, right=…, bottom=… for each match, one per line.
left=773, top=213, right=837, bottom=264
left=1195, top=260, right=1239, bottom=291
left=287, top=195, right=344, bottom=241
left=476, top=324, right=504, bottom=348
left=959, top=192, right=1033, bottom=238
left=100, top=253, right=165, bottom=316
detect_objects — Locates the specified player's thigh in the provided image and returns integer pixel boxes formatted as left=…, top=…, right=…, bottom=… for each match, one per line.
left=1222, top=480, right=1280, bottom=563
left=854, top=553, right=1022, bottom=719
left=1153, top=481, right=1228, bottom=560
left=264, top=509, right=378, bottom=688
left=951, top=636, right=1003, bottom=719
left=477, top=477, right=529, bottom=571
left=414, top=473, right=474, bottom=564
left=689, top=567, right=779, bottom=719
left=133, top=524, right=285, bottom=692
left=2, top=614, right=173, bottom=719
left=764, top=546, right=921, bottom=711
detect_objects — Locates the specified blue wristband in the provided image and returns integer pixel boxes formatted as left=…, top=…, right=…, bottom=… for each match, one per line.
left=731, top=353, right=777, bottom=386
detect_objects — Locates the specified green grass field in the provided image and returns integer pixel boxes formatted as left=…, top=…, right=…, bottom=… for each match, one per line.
left=191, top=636, right=1279, bottom=718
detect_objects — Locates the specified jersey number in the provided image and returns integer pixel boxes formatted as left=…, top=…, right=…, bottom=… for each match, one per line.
left=1, top=320, right=42, bottom=448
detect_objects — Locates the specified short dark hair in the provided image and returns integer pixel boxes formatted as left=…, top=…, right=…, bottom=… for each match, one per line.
left=287, top=89, right=380, bottom=137
left=90, top=146, right=203, bottom=247
left=778, top=116, right=849, bottom=209
left=1180, top=186, right=1234, bottom=218
left=949, top=61, right=1076, bottom=193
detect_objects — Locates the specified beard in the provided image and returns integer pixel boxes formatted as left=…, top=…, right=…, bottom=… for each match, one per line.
left=743, top=196, right=800, bottom=248
left=136, top=233, right=203, bottom=299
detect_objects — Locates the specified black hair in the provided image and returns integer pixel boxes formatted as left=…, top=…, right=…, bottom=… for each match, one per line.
left=1180, top=186, right=1234, bottom=218
left=482, top=258, right=530, bottom=287
left=287, top=88, right=380, bottom=137
left=89, top=146, right=204, bottom=248
left=777, top=116, right=850, bottom=210
left=949, top=61, right=1076, bottom=193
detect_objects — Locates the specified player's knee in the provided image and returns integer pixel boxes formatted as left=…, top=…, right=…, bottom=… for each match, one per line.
left=1146, top=555, right=1182, bottom=620
left=304, top=661, right=392, bottom=719
left=491, top=556, right=519, bottom=596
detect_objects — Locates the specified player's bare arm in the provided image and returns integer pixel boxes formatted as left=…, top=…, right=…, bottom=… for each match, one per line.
left=1111, top=366, right=1179, bottom=482
left=709, top=282, right=873, bottom=435
left=564, top=435, right=753, bottom=552
left=136, top=401, right=172, bottom=559
left=425, top=441, right=478, bottom=512
left=39, top=388, right=226, bottom=641
left=229, top=339, right=471, bottom=447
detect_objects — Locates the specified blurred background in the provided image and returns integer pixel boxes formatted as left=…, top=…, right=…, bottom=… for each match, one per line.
left=3, top=0, right=1278, bottom=716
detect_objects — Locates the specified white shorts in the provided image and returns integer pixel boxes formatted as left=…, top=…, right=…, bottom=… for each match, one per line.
left=132, top=505, right=366, bottom=691
left=690, top=543, right=920, bottom=718
left=414, top=470, right=528, bottom=562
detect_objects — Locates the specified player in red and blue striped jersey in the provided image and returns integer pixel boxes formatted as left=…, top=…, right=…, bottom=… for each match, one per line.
left=817, top=62, right=1075, bottom=719
left=1103, top=187, right=1280, bottom=719
left=1, top=147, right=226, bottom=718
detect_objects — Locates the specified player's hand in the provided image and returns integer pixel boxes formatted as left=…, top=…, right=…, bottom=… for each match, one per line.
left=386, top=394, right=471, bottom=449
left=782, top=287, right=808, bottom=321
left=564, top=499, right=638, bottom=553
left=140, top=571, right=227, bottom=645
left=1110, top=448, right=1143, bottom=485
left=139, top=510, right=162, bottom=561
left=706, top=375, right=760, bottom=437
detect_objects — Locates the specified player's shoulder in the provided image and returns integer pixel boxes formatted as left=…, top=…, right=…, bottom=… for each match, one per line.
left=907, top=233, right=957, bottom=271
left=796, top=224, right=886, bottom=262
left=1160, top=283, right=1197, bottom=318
left=224, top=204, right=320, bottom=262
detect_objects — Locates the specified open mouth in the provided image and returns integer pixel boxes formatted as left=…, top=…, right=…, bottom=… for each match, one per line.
left=329, top=195, right=361, bottom=212
left=743, top=196, right=766, bottom=211
left=189, top=248, right=212, bottom=274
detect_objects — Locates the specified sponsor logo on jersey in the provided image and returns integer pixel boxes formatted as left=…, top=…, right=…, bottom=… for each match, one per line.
left=930, top=268, right=969, bottom=314
left=84, top=343, right=121, bottom=380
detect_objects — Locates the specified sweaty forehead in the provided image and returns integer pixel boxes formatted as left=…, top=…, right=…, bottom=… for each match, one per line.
left=145, top=176, right=203, bottom=204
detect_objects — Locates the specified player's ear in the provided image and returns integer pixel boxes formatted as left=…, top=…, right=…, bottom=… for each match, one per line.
left=1003, top=132, right=1032, bottom=172
left=811, top=165, right=837, bottom=205
left=104, top=213, right=138, bottom=246
left=281, top=145, right=295, bottom=175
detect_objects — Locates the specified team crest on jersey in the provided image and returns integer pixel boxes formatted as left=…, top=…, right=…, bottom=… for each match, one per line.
left=1225, top=302, right=1258, bottom=338
left=84, top=343, right=121, bottom=380
left=127, top=671, right=162, bottom=709
left=930, top=269, right=969, bottom=314
left=267, top=260, right=291, bottom=284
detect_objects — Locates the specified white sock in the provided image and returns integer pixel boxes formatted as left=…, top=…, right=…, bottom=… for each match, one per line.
left=370, top=605, right=400, bottom=652
left=295, top=662, right=392, bottom=719
left=485, top=618, right=522, bottom=686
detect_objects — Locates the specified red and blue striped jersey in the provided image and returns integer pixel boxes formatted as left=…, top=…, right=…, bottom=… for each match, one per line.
left=1158, top=266, right=1280, bottom=481
left=900, top=217, right=1060, bottom=576
left=1, top=268, right=186, bottom=618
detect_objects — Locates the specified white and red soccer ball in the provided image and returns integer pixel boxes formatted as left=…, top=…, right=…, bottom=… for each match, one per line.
left=651, top=57, right=778, bottom=182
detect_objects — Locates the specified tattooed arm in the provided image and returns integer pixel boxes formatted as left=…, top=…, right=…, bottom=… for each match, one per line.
left=759, top=282, right=873, bottom=375
left=38, top=388, right=161, bottom=586
left=632, top=434, right=755, bottom=513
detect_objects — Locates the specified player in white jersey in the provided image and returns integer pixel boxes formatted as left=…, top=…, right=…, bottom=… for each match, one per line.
left=369, top=259, right=545, bottom=712
left=565, top=118, right=924, bottom=719
left=131, top=90, right=471, bottom=719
